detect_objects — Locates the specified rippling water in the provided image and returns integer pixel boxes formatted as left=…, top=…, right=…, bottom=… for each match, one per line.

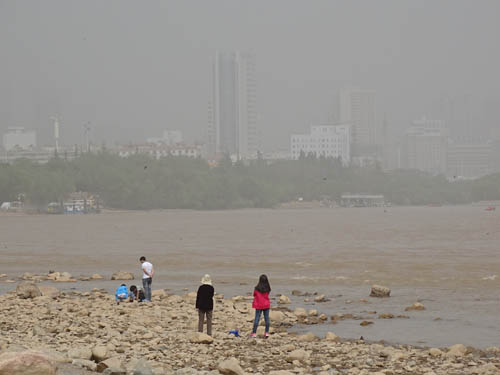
left=1, top=206, right=499, bottom=347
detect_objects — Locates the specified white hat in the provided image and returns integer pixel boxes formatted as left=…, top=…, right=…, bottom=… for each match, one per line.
left=201, top=274, right=212, bottom=285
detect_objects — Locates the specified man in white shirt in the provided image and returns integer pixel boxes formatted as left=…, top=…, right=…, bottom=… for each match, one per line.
left=139, top=256, right=154, bottom=302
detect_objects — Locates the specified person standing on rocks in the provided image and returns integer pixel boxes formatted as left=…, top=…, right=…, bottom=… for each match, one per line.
left=196, top=274, right=215, bottom=336
left=250, top=274, right=271, bottom=338
left=140, top=256, right=154, bottom=302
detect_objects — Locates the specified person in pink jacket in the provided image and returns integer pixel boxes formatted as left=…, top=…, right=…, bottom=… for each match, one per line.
left=250, top=274, right=271, bottom=338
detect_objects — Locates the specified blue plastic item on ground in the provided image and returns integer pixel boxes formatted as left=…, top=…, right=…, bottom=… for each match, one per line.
left=228, top=330, right=240, bottom=337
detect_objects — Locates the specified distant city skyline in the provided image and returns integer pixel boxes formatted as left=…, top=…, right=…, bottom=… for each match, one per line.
left=1, top=1, right=499, bottom=151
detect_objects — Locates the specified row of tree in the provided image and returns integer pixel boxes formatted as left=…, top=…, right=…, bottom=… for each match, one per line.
left=0, top=153, right=499, bottom=210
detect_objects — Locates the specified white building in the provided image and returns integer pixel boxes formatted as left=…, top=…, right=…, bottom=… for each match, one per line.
left=147, top=130, right=183, bottom=146
left=290, top=124, right=350, bottom=164
left=338, top=88, right=376, bottom=155
left=446, top=141, right=492, bottom=179
left=2, top=127, right=37, bottom=151
left=208, top=51, right=257, bottom=159
left=113, top=143, right=201, bottom=160
left=405, top=117, right=448, bottom=175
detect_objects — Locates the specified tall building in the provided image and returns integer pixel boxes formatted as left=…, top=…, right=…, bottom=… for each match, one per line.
left=2, top=127, right=37, bottom=151
left=207, top=51, right=257, bottom=159
left=290, top=124, right=350, bottom=164
left=338, top=88, right=377, bottom=156
left=404, top=117, right=448, bottom=175
left=446, top=141, right=492, bottom=179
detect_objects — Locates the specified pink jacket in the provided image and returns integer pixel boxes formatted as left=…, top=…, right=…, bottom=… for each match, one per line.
left=252, top=290, right=270, bottom=310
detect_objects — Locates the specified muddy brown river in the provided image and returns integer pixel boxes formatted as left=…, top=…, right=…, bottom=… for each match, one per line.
left=1, top=206, right=499, bottom=348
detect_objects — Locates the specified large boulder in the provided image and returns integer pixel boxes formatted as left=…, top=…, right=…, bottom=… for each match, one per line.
left=370, top=285, right=391, bottom=298
left=217, top=358, right=244, bottom=375
left=0, top=351, right=56, bottom=375
left=269, top=310, right=285, bottom=323
left=92, top=345, right=109, bottom=362
left=287, top=349, right=310, bottom=362
left=294, top=308, right=307, bottom=319
left=133, top=359, right=154, bottom=375
left=189, top=332, right=213, bottom=344
left=111, top=271, right=134, bottom=280
left=325, top=332, right=340, bottom=342
left=446, top=344, right=468, bottom=358
left=297, top=332, right=317, bottom=342
left=38, top=285, right=60, bottom=299
left=16, top=282, right=42, bottom=299
left=67, top=347, right=92, bottom=361
left=405, top=302, right=426, bottom=311
left=278, top=295, right=291, bottom=304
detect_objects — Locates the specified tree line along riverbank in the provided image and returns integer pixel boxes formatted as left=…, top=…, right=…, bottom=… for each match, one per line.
left=1, top=153, right=499, bottom=210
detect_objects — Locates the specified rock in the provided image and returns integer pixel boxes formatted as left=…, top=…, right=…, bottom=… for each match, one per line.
left=428, top=348, right=443, bottom=357
left=15, top=282, right=42, bottom=299
left=360, top=321, right=374, bottom=326
left=405, top=302, right=426, bottom=311
left=319, top=313, right=328, bottom=321
left=278, top=295, right=291, bottom=304
left=133, top=359, right=154, bottom=375
left=291, top=290, right=304, bottom=296
left=111, top=271, right=134, bottom=280
left=314, top=294, right=327, bottom=302
left=269, top=372, right=295, bottom=375
left=189, top=332, right=214, bottom=344
left=92, top=345, right=109, bottom=362
left=297, top=332, right=317, bottom=342
left=294, top=308, right=307, bottom=319
left=68, top=347, right=92, bottom=361
left=325, top=332, right=340, bottom=342
left=72, top=359, right=97, bottom=371
left=378, top=313, right=394, bottom=319
left=477, top=363, right=499, bottom=375
left=269, top=310, right=285, bottom=323
left=370, top=285, right=391, bottom=298
left=0, top=351, right=56, bottom=375
left=308, top=309, right=318, bottom=316
left=97, top=357, right=125, bottom=373
left=38, top=285, right=60, bottom=299
left=152, top=289, right=167, bottom=298
left=91, top=273, right=104, bottom=280
left=287, top=349, right=310, bottom=362
left=53, top=271, right=76, bottom=282
left=446, top=344, right=468, bottom=358
left=217, top=357, right=244, bottom=375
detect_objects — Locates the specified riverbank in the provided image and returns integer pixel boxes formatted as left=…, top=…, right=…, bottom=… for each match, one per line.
left=1, top=282, right=499, bottom=375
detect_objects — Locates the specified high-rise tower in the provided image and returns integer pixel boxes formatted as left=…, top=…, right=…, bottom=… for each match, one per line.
left=208, top=51, right=257, bottom=159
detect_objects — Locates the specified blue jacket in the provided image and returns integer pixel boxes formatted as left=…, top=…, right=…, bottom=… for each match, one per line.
left=115, top=285, right=129, bottom=300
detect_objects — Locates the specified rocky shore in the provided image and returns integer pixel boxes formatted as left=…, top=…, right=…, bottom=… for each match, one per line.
left=0, top=280, right=499, bottom=375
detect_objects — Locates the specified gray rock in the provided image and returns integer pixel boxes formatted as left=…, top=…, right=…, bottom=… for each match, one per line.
left=370, top=285, right=391, bottom=298
left=15, top=282, right=42, bottom=299
left=111, top=271, right=134, bottom=280
left=217, top=357, right=245, bottom=375
left=133, top=359, right=154, bottom=375
left=0, top=350, right=56, bottom=375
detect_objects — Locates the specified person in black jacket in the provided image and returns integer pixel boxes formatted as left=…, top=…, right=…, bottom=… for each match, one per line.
left=196, top=274, right=215, bottom=336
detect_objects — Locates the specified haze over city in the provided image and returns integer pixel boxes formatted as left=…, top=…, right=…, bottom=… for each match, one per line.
left=1, top=0, right=499, bottom=150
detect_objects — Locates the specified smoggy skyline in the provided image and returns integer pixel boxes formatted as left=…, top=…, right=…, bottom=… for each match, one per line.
left=1, top=0, right=499, bottom=150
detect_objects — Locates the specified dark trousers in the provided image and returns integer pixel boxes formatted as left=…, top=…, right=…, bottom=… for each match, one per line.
left=198, top=309, right=213, bottom=336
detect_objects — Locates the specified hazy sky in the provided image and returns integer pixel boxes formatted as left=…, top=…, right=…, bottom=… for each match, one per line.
left=1, top=0, right=499, bottom=149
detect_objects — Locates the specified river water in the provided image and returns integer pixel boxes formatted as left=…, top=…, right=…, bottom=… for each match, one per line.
left=1, top=206, right=499, bottom=348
